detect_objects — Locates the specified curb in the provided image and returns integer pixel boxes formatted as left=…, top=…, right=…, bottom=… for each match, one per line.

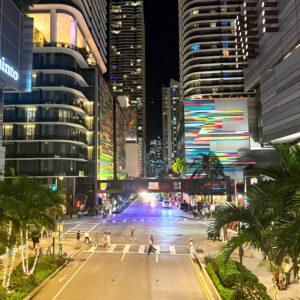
left=193, top=252, right=222, bottom=300
left=24, top=245, right=85, bottom=300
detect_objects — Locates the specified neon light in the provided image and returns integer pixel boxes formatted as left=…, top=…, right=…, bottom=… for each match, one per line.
left=0, top=57, right=19, bottom=81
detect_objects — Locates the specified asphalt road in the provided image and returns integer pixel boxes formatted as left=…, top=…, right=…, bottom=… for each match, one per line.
left=34, top=196, right=209, bottom=300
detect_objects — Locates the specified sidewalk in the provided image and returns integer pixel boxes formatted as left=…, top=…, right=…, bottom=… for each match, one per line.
left=195, top=240, right=299, bottom=300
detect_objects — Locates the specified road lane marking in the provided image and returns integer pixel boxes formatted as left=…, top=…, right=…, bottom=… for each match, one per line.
left=107, top=244, right=116, bottom=252
left=123, top=244, right=131, bottom=253
left=169, top=246, right=176, bottom=255
left=123, top=219, right=127, bottom=222
left=156, top=253, right=158, bottom=263
left=190, top=256, right=210, bottom=300
left=102, top=220, right=107, bottom=224
left=88, top=223, right=101, bottom=233
left=112, top=220, right=116, bottom=223
left=88, top=246, right=96, bottom=253
left=141, top=219, right=144, bottom=222
left=199, top=221, right=209, bottom=227
left=52, top=252, right=94, bottom=300
left=155, top=245, right=160, bottom=254
left=138, top=245, right=145, bottom=254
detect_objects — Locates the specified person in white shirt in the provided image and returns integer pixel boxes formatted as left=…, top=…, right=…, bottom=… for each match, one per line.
left=84, top=230, right=90, bottom=244
left=107, top=232, right=111, bottom=248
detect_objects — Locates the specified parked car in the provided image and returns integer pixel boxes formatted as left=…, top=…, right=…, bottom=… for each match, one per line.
left=162, top=200, right=172, bottom=208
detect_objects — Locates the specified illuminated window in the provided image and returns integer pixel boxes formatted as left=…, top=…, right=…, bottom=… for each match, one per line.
left=210, top=22, right=216, bottom=27
left=25, top=126, right=35, bottom=139
left=26, top=108, right=36, bottom=122
left=57, top=13, right=75, bottom=44
left=223, top=50, right=229, bottom=56
left=191, top=10, right=199, bottom=15
left=223, top=43, right=229, bottom=48
left=77, top=26, right=85, bottom=48
left=190, top=45, right=200, bottom=51
left=28, top=13, right=51, bottom=43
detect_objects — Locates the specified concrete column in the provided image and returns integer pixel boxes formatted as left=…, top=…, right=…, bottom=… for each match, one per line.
left=70, top=20, right=77, bottom=47
left=50, top=8, right=57, bottom=43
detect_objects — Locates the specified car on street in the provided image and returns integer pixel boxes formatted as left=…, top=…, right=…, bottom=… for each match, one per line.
left=162, top=199, right=172, bottom=208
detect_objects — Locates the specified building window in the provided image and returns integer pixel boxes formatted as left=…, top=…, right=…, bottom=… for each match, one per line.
left=210, top=22, right=216, bottom=27
left=26, top=108, right=36, bottom=122
left=190, top=45, right=200, bottom=51
left=223, top=50, right=229, bottom=56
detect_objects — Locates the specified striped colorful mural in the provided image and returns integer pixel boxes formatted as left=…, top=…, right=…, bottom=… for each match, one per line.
left=184, top=98, right=253, bottom=178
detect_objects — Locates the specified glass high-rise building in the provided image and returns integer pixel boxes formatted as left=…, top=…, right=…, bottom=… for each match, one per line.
left=162, top=80, right=180, bottom=171
left=109, top=0, right=146, bottom=176
left=3, top=0, right=111, bottom=208
left=178, top=0, right=254, bottom=181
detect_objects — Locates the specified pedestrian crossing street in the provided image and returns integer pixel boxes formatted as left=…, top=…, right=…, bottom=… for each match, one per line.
left=85, top=243, right=191, bottom=256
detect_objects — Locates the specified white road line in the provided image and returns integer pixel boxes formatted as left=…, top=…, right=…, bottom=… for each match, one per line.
left=155, top=245, right=160, bottom=254
left=140, top=219, right=144, bottom=222
left=102, top=220, right=107, bottom=224
left=121, top=252, right=126, bottom=262
left=107, top=244, right=116, bottom=252
left=169, top=246, right=176, bottom=255
left=121, top=244, right=131, bottom=262
left=62, top=223, right=80, bottom=236
left=184, top=218, right=188, bottom=222
left=112, top=220, right=116, bottom=223
left=123, top=219, right=127, bottom=222
left=88, top=223, right=101, bottom=233
left=52, top=252, right=94, bottom=300
left=138, top=245, right=145, bottom=254
left=88, top=246, right=96, bottom=253
left=156, top=253, right=158, bottom=263
left=123, top=244, right=130, bottom=253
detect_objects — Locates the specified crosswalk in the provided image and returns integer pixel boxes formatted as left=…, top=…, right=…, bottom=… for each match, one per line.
left=63, top=222, right=102, bottom=237
left=98, top=217, right=212, bottom=225
left=85, top=243, right=191, bottom=256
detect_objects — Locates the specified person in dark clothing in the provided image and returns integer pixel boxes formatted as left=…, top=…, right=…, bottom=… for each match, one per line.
left=76, top=230, right=80, bottom=246
left=148, top=235, right=156, bottom=255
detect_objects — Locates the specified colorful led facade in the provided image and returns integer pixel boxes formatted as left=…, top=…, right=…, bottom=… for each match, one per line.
left=98, top=76, right=114, bottom=181
left=184, top=97, right=253, bottom=179
left=116, top=100, right=126, bottom=179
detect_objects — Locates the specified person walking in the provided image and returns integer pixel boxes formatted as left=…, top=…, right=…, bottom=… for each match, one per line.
left=94, top=233, right=99, bottom=247
left=107, top=232, right=111, bottom=248
left=84, top=230, right=90, bottom=244
left=103, top=232, right=107, bottom=248
left=189, top=238, right=194, bottom=258
left=148, top=235, right=156, bottom=255
left=282, top=258, right=292, bottom=285
left=130, top=227, right=136, bottom=242
left=76, top=230, right=81, bottom=246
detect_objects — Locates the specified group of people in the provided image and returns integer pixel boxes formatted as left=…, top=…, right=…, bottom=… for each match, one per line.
left=193, top=202, right=220, bottom=219
left=276, top=258, right=295, bottom=290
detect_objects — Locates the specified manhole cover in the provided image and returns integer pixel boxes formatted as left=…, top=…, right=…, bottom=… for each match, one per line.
left=196, top=249, right=204, bottom=253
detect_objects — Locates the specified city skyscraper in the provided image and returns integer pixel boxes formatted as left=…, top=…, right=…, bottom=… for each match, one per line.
left=3, top=0, right=113, bottom=207
left=178, top=0, right=254, bottom=181
left=109, top=0, right=146, bottom=176
left=162, top=79, right=180, bottom=171
left=237, top=0, right=300, bottom=145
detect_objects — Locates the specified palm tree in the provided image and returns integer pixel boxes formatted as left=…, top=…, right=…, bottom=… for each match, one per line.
left=12, top=0, right=38, bottom=11
left=190, top=152, right=224, bottom=202
left=208, top=144, right=300, bottom=299
left=172, top=158, right=187, bottom=178
left=0, top=175, right=63, bottom=288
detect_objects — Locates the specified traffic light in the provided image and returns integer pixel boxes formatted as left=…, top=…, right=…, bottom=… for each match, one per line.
left=76, top=201, right=81, bottom=209
left=50, top=185, right=57, bottom=192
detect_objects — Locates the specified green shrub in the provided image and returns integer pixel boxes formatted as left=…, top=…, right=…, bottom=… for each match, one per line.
left=206, top=262, right=234, bottom=300
left=217, top=259, right=240, bottom=288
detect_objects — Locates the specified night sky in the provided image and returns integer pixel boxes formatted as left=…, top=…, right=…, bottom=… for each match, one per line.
left=144, top=0, right=179, bottom=149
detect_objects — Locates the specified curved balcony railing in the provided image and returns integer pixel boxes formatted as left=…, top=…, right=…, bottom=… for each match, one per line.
left=6, top=153, right=88, bottom=160
left=33, top=42, right=96, bottom=66
left=3, top=134, right=90, bottom=145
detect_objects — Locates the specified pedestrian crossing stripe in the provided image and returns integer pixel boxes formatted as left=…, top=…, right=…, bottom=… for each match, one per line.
left=84, top=244, right=190, bottom=256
